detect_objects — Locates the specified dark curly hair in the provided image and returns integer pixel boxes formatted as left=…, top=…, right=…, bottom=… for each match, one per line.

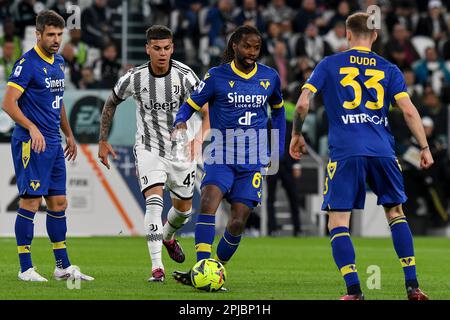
left=221, top=25, right=262, bottom=64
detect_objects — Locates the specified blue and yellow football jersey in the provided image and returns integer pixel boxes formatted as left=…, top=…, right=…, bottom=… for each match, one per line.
left=8, top=45, right=67, bottom=197
left=186, top=60, right=283, bottom=170
left=7, top=45, right=65, bottom=145
left=303, top=46, right=408, bottom=160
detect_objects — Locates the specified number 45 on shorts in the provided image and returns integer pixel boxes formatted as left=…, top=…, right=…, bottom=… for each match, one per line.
left=183, top=171, right=195, bottom=187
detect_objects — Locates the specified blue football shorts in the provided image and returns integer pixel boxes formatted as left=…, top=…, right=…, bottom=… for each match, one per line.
left=201, top=163, right=264, bottom=209
left=322, top=156, right=407, bottom=211
left=11, top=137, right=66, bottom=197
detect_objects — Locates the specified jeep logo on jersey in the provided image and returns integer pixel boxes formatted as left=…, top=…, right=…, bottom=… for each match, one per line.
left=69, top=96, right=107, bottom=143
left=145, top=100, right=178, bottom=111
left=238, top=112, right=257, bottom=126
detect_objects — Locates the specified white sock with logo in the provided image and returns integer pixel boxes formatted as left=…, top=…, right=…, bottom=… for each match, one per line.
left=163, top=207, right=192, bottom=241
left=144, top=195, right=164, bottom=271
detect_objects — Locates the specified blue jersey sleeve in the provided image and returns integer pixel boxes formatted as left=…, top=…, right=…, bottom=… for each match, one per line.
left=301, top=58, right=328, bottom=94
left=185, top=70, right=215, bottom=111
left=389, top=65, right=409, bottom=103
left=268, top=72, right=284, bottom=109
left=7, top=57, right=33, bottom=93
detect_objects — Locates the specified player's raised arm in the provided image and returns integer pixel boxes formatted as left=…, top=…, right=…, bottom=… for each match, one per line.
left=289, top=88, right=311, bottom=160
left=60, top=102, right=77, bottom=161
left=396, top=96, right=434, bottom=169
left=2, top=84, right=46, bottom=153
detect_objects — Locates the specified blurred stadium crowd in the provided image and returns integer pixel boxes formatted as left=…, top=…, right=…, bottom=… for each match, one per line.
left=0, top=0, right=449, bottom=230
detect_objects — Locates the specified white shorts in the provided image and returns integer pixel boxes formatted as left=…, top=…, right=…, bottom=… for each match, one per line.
left=134, top=144, right=196, bottom=200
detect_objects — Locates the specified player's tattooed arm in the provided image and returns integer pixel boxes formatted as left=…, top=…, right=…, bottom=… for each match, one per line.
left=99, top=93, right=122, bottom=142
left=293, top=112, right=304, bottom=135
left=293, top=88, right=313, bottom=135
left=290, top=88, right=311, bottom=160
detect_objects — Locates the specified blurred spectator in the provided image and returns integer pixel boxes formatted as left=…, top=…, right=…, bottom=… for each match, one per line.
left=67, top=29, right=88, bottom=67
left=402, top=116, right=449, bottom=232
left=0, top=19, right=22, bottom=62
left=263, top=0, right=295, bottom=33
left=0, top=0, right=13, bottom=23
left=292, top=56, right=315, bottom=83
left=388, top=69, right=426, bottom=155
left=267, top=92, right=302, bottom=237
left=0, top=40, right=15, bottom=82
left=327, top=0, right=351, bottom=31
left=13, top=0, right=41, bottom=38
left=234, top=0, right=266, bottom=31
left=413, top=46, right=450, bottom=93
left=144, top=0, right=172, bottom=26
left=385, top=0, right=419, bottom=34
left=263, top=39, right=291, bottom=90
left=415, top=0, right=448, bottom=42
left=386, top=43, right=411, bottom=70
left=294, top=23, right=333, bottom=64
left=324, top=20, right=348, bottom=53
left=78, top=67, right=101, bottom=89
left=441, top=16, right=450, bottom=61
left=61, top=42, right=82, bottom=89
left=175, top=1, right=206, bottom=41
left=50, top=0, right=71, bottom=21
left=422, top=89, right=448, bottom=140
left=384, top=23, right=420, bottom=67
left=263, top=22, right=290, bottom=57
left=81, top=0, right=114, bottom=49
left=205, top=0, right=236, bottom=63
left=293, top=0, right=327, bottom=34
left=93, top=42, right=121, bottom=89
left=404, top=68, right=424, bottom=106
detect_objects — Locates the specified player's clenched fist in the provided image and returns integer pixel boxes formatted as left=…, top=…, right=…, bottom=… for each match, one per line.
left=289, top=134, right=307, bottom=160
left=98, top=140, right=117, bottom=170
left=420, top=147, right=434, bottom=169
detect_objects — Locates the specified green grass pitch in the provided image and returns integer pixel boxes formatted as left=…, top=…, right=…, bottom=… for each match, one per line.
left=0, top=236, right=449, bottom=300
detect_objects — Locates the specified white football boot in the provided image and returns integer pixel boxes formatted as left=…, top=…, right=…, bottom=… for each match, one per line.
left=53, top=265, right=94, bottom=281
left=18, top=267, right=48, bottom=282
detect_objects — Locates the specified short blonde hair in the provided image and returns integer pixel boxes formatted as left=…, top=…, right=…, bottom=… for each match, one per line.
left=345, top=12, right=376, bottom=38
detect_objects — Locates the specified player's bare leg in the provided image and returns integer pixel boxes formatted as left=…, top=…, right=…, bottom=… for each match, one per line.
left=163, top=198, right=193, bottom=263
left=45, top=195, right=94, bottom=281
left=384, top=204, right=429, bottom=300
left=144, top=185, right=166, bottom=282
left=328, top=212, right=364, bottom=300
left=16, top=197, right=48, bottom=282
left=214, top=202, right=251, bottom=266
left=173, top=185, right=223, bottom=286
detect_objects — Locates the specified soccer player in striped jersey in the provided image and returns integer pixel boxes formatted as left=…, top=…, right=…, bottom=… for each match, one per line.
left=290, top=12, right=433, bottom=300
left=98, top=25, right=207, bottom=282
left=2, top=10, right=93, bottom=282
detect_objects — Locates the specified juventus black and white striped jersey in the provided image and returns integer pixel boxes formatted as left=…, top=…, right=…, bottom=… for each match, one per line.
left=113, top=59, right=201, bottom=159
